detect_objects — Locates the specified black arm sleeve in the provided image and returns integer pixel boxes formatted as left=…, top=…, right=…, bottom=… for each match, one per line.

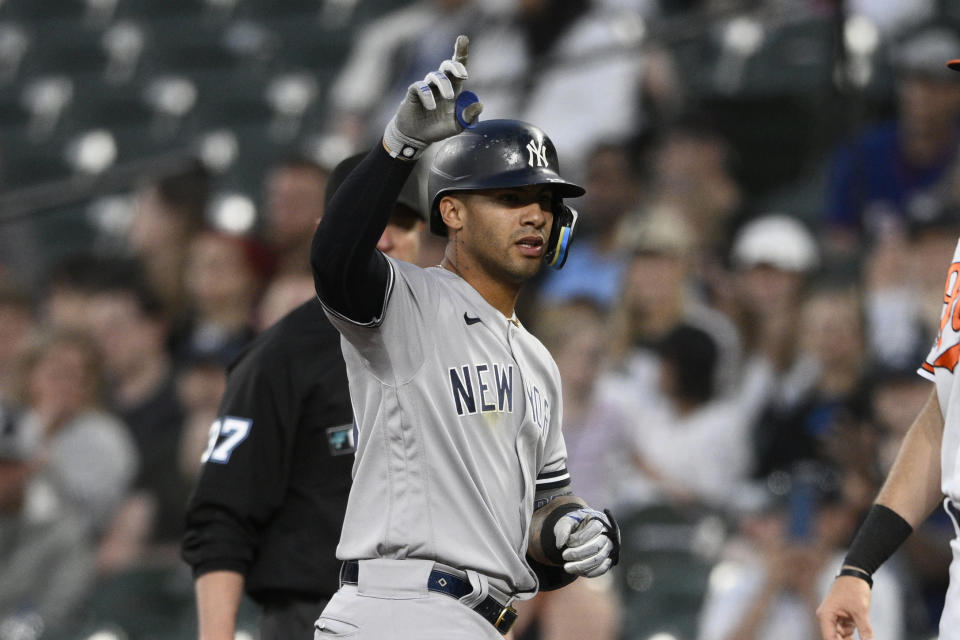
left=310, top=144, right=417, bottom=323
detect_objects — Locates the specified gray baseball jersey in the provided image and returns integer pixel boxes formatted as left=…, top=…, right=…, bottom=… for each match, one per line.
left=323, top=257, right=570, bottom=597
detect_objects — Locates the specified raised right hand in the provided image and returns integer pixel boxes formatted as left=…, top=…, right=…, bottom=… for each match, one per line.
left=816, top=575, right=874, bottom=640
left=382, top=35, right=482, bottom=160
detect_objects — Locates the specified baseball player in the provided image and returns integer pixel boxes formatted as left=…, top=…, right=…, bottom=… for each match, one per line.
left=815, top=58, right=960, bottom=640
left=180, top=154, right=425, bottom=640
left=310, top=36, right=620, bottom=639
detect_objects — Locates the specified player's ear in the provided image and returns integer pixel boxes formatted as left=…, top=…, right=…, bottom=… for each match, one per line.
left=439, top=196, right=465, bottom=233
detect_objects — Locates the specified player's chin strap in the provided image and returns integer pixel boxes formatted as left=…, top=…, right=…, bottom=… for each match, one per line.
left=544, top=204, right=578, bottom=270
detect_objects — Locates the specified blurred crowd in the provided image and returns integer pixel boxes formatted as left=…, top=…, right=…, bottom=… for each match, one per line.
left=3, top=0, right=960, bottom=639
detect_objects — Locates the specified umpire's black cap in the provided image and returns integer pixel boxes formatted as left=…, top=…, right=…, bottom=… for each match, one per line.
left=325, top=151, right=426, bottom=221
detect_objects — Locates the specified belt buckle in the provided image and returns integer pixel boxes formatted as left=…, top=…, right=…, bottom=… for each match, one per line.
left=494, top=605, right=518, bottom=634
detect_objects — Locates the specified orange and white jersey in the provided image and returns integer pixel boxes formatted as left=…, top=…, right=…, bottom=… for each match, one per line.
left=920, top=237, right=960, bottom=500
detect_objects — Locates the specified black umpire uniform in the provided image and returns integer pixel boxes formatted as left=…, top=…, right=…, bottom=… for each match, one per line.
left=181, top=294, right=353, bottom=635
left=181, top=154, right=424, bottom=639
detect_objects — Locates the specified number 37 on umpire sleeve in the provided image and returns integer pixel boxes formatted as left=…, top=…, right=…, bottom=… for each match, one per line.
left=201, top=416, right=252, bottom=464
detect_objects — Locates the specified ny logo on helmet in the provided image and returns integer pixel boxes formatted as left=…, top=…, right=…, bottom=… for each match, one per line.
left=526, top=139, right=548, bottom=168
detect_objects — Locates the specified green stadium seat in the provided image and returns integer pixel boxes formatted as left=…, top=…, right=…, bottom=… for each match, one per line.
left=116, top=0, right=209, bottom=20
left=74, top=565, right=259, bottom=640
left=740, top=17, right=835, bottom=96
left=69, top=74, right=154, bottom=128
left=242, top=0, right=322, bottom=19
left=22, top=18, right=110, bottom=77
left=697, top=94, right=828, bottom=198
left=0, top=127, right=73, bottom=187
left=0, top=83, right=28, bottom=129
left=614, top=503, right=725, bottom=640
left=141, top=17, right=237, bottom=75
left=3, top=0, right=88, bottom=22
left=270, top=13, right=353, bottom=70
left=0, top=21, right=31, bottom=84
left=191, top=67, right=273, bottom=125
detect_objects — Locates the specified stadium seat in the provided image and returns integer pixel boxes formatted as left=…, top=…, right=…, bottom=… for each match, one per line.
left=270, top=13, right=354, bottom=70
left=69, top=74, right=153, bottom=128
left=698, top=93, right=828, bottom=198
left=0, top=127, right=72, bottom=186
left=22, top=18, right=110, bottom=77
left=72, top=565, right=260, bottom=640
left=191, top=67, right=272, bottom=125
left=116, top=0, right=209, bottom=20
left=220, top=18, right=280, bottom=69
left=740, top=17, right=834, bottom=96
left=0, top=21, right=30, bottom=84
left=0, top=81, right=28, bottom=130
left=3, top=0, right=88, bottom=22
left=143, top=17, right=238, bottom=75
left=18, top=74, right=75, bottom=139
left=101, top=19, right=148, bottom=84
left=242, top=0, right=322, bottom=19
left=614, top=503, right=725, bottom=640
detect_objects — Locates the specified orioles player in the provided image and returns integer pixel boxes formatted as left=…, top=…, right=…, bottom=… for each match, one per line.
left=815, top=58, right=960, bottom=640
left=310, top=36, right=620, bottom=639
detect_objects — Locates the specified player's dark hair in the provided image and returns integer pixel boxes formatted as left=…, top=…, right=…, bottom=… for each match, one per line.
left=142, top=158, right=212, bottom=230
left=585, top=139, right=646, bottom=185
left=653, top=110, right=741, bottom=179
left=15, top=327, right=106, bottom=408
left=0, top=278, right=32, bottom=311
left=533, top=298, right=605, bottom=358
left=274, top=152, right=329, bottom=188
left=655, top=324, right=718, bottom=405
left=519, top=0, right=590, bottom=58
left=83, top=257, right=166, bottom=320
left=44, top=252, right=111, bottom=294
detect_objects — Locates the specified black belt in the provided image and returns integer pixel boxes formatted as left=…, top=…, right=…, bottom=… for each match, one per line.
left=339, top=560, right=518, bottom=635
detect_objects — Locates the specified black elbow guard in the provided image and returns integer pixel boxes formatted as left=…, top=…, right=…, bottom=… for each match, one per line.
left=526, top=554, right=578, bottom=591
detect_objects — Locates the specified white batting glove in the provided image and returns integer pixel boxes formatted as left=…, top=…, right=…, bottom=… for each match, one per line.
left=554, top=507, right=621, bottom=578
left=382, top=34, right=483, bottom=160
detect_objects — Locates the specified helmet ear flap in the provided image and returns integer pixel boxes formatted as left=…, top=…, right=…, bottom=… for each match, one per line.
left=544, top=204, right=578, bottom=269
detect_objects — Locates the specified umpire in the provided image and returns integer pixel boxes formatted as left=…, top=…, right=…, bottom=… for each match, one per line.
left=181, top=153, right=425, bottom=640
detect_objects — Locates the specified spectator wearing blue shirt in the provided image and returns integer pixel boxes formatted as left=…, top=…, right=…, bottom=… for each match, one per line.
left=825, top=24, right=960, bottom=253
left=538, top=140, right=644, bottom=308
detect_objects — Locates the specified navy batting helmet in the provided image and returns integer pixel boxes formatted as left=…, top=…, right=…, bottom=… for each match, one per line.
left=427, top=119, right=585, bottom=269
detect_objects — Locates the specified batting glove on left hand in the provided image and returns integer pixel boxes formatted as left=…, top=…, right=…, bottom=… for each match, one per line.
left=554, top=507, right=621, bottom=578
left=382, top=34, right=483, bottom=160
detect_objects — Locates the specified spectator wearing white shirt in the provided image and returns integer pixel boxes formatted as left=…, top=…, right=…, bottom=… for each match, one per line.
left=0, top=400, right=98, bottom=638
left=697, top=469, right=905, bottom=640
left=603, top=208, right=742, bottom=412
left=618, top=324, right=763, bottom=511
left=13, top=329, right=139, bottom=583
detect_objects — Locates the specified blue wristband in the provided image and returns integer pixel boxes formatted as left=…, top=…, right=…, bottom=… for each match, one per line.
left=455, top=91, right=480, bottom=129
